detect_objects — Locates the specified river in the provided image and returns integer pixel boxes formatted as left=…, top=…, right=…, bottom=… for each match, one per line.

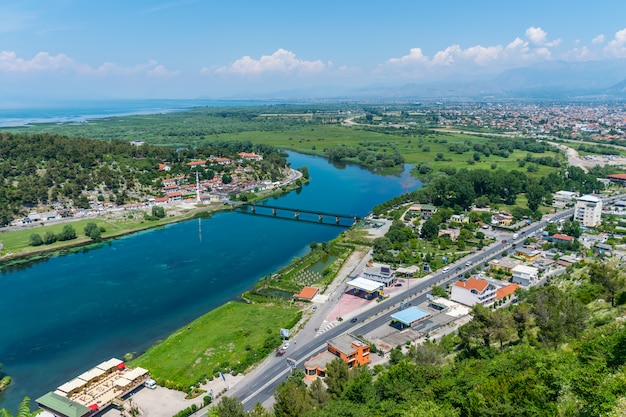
left=0, top=152, right=419, bottom=412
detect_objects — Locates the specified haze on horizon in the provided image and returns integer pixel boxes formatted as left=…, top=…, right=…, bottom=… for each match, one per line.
left=2, top=0, right=626, bottom=101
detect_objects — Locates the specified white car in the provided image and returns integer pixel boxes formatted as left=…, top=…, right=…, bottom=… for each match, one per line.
left=282, top=342, right=290, bottom=350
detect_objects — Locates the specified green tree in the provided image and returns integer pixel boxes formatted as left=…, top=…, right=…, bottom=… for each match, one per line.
left=152, top=205, right=166, bottom=219
left=309, top=378, right=330, bottom=408
left=29, top=233, right=43, bottom=246
left=420, top=218, right=439, bottom=240
left=430, top=286, right=448, bottom=299
left=273, top=379, right=313, bottom=417
left=249, top=403, right=272, bottom=417
left=325, top=358, right=350, bottom=398
left=43, top=231, right=57, bottom=245
left=58, top=225, right=76, bottom=241
left=0, top=397, right=40, bottom=417
left=589, top=261, right=626, bottom=307
left=215, top=396, right=245, bottom=417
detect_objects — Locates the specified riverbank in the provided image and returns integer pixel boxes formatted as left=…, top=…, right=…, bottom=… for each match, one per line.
left=0, top=169, right=306, bottom=265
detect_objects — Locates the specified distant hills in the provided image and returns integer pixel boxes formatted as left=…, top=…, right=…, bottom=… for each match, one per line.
left=240, top=59, right=626, bottom=101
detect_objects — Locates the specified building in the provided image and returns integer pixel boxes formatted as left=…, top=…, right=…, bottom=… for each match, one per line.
left=514, top=247, right=542, bottom=262
left=511, top=265, right=539, bottom=286
left=390, top=306, right=430, bottom=328
left=574, top=194, right=603, bottom=227
left=438, top=229, right=459, bottom=241
left=450, top=214, right=469, bottom=223
left=304, top=334, right=370, bottom=380
left=407, top=204, right=437, bottom=219
left=361, top=263, right=397, bottom=287
left=36, top=359, right=149, bottom=417
left=488, top=257, right=522, bottom=273
left=294, top=286, right=319, bottom=301
left=551, top=233, right=574, bottom=244
left=608, top=173, right=626, bottom=185
left=450, top=277, right=497, bottom=306
left=491, top=212, right=513, bottom=226
left=495, top=283, right=520, bottom=301
left=552, top=190, right=578, bottom=208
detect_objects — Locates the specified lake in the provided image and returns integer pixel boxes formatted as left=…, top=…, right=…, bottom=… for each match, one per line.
left=0, top=152, right=419, bottom=412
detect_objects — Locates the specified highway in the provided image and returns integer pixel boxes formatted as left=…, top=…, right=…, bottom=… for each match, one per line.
left=229, top=195, right=625, bottom=410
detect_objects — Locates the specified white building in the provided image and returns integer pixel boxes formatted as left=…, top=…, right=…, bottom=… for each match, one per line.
left=552, top=190, right=578, bottom=208
left=361, top=263, right=397, bottom=287
left=574, top=194, right=603, bottom=227
left=511, top=265, right=539, bottom=287
left=450, top=277, right=497, bottom=306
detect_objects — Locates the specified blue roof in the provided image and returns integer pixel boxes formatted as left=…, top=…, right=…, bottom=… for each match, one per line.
left=390, top=307, right=430, bottom=325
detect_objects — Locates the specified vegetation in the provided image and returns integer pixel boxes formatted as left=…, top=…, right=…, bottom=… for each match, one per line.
left=130, top=302, right=300, bottom=389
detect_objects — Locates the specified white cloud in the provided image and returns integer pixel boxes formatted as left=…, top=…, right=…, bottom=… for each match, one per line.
left=592, top=34, right=605, bottom=45
left=605, top=28, right=626, bottom=58
left=0, top=51, right=178, bottom=77
left=386, top=48, right=428, bottom=65
left=525, top=26, right=561, bottom=47
left=214, top=49, right=326, bottom=75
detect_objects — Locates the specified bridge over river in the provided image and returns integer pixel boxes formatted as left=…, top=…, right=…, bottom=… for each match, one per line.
left=235, top=203, right=362, bottom=227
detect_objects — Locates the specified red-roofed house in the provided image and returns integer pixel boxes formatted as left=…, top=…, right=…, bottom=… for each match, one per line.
left=496, top=283, right=520, bottom=300
left=294, top=286, right=319, bottom=301
left=187, top=160, right=207, bottom=168
left=608, top=173, right=626, bottom=185
left=238, top=152, right=263, bottom=161
left=451, top=277, right=497, bottom=306
left=551, top=234, right=574, bottom=243
left=166, top=191, right=182, bottom=202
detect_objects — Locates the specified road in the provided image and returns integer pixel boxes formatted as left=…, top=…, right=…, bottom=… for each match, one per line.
left=224, top=192, right=626, bottom=411
left=227, top=202, right=610, bottom=410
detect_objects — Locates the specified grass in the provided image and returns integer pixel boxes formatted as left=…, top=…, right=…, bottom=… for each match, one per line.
left=130, top=301, right=300, bottom=387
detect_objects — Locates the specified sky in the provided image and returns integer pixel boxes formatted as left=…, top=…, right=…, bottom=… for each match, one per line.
left=2, top=0, right=626, bottom=101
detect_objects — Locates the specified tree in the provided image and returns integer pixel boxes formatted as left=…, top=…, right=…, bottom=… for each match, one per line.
left=29, top=233, right=43, bottom=246
left=273, top=378, right=313, bottom=417
left=532, top=286, right=587, bottom=350
left=152, top=205, right=166, bottom=219
left=43, top=231, right=57, bottom=245
left=0, top=397, right=39, bottom=417
left=249, top=403, right=272, bottom=417
left=58, top=225, right=76, bottom=241
left=325, top=358, right=350, bottom=398
left=589, top=261, right=626, bottom=307
left=420, top=218, right=439, bottom=240
left=525, top=182, right=545, bottom=212
left=84, top=222, right=102, bottom=240
left=215, top=396, right=246, bottom=417
left=490, top=309, right=514, bottom=351
left=430, top=285, right=448, bottom=299
left=309, top=378, right=330, bottom=408
left=545, top=222, right=558, bottom=236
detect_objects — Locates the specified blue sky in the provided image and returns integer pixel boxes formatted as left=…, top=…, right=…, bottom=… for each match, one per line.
left=2, top=0, right=626, bottom=100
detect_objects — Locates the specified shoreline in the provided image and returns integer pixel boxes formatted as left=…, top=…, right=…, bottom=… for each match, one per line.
left=0, top=170, right=307, bottom=265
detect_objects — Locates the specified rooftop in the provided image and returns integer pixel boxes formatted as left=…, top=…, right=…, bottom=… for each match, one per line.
left=390, top=306, right=430, bottom=326
left=328, top=334, right=367, bottom=356
left=454, top=277, right=489, bottom=292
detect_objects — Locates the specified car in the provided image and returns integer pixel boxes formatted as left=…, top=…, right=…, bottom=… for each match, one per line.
left=502, top=239, right=507, bottom=243
left=442, top=266, right=450, bottom=272
left=282, top=342, right=290, bottom=350
left=465, top=261, right=472, bottom=266
left=312, top=305, right=317, bottom=311
left=276, top=349, right=286, bottom=356
left=350, top=317, right=358, bottom=323
left=456, top=266, right=462, bottom=271
left=144, top=379, right=157, bottom=389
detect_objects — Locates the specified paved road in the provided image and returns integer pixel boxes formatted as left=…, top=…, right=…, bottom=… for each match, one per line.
left=228, top=194, right=626, bottom=411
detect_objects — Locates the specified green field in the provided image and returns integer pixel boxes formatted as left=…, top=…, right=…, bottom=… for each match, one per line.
left=130, top=301, right=300, bottom=388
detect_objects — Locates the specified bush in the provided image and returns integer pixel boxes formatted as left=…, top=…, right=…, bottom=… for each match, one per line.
left=29, top=233, right=43, bottom=246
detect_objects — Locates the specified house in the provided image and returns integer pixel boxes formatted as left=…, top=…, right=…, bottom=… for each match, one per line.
left=186, top=160, right=207, bottom=168
left=450, top=214, right=469, bottom=224
left=238, top=151, right=263, bottom=161
left=450, top=277, right=497, bottom=306
left=608, top=173, right=626, bottom=185
left=304, top=334, right=370, bottom=380
left=294, top=286, right=319, bottom=301
left=551, top=233, right=574, bottom=244
left=157, top=163, right=171, bottom=172
left=574, top=194, right=603, bottom=227
left=488, top=257, right=522, bottom=273
left=593, top=242, right=613, bottom=256
left=495, top=283, right=520, bottom=301
left=408, top=204, right=438, bottom=219
left=491, top=212, right=513, bottom=226
left=438, top=229, right=459, bottom=241
left=511, top=265, right=539, bottom=286
left=514, top=247, right=542, bottom=262
left=552, top=190, right=578, bottom=208
left=361, top=263, right=397, bottom=287
left=166, top=191, right=182, bottom=202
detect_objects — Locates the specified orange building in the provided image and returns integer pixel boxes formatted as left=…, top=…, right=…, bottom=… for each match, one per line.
left=304, top=334, right=370, bottom=380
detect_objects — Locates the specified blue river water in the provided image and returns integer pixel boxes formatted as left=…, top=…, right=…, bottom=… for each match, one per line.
left=0, top=152, right=419, bottom=412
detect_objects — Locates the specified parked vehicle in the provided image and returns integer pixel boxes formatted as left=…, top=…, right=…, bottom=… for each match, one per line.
left=144, top=379, right=157, bottom=389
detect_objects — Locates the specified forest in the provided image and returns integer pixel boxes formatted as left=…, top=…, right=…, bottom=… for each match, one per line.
left=0, top=133, right=287, bottom=225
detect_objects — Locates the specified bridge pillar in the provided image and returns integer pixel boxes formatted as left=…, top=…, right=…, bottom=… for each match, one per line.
left=318, top=214, right=323, bottom=222
left=250, top=206, right=256, bottom=214
left=335, top=216, right=340, bottom=225
left=353, top=216, right=357, bottom=224
left=294, top=211, right=299, bottom=219
left=272, top=208, right=277, bottom=216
